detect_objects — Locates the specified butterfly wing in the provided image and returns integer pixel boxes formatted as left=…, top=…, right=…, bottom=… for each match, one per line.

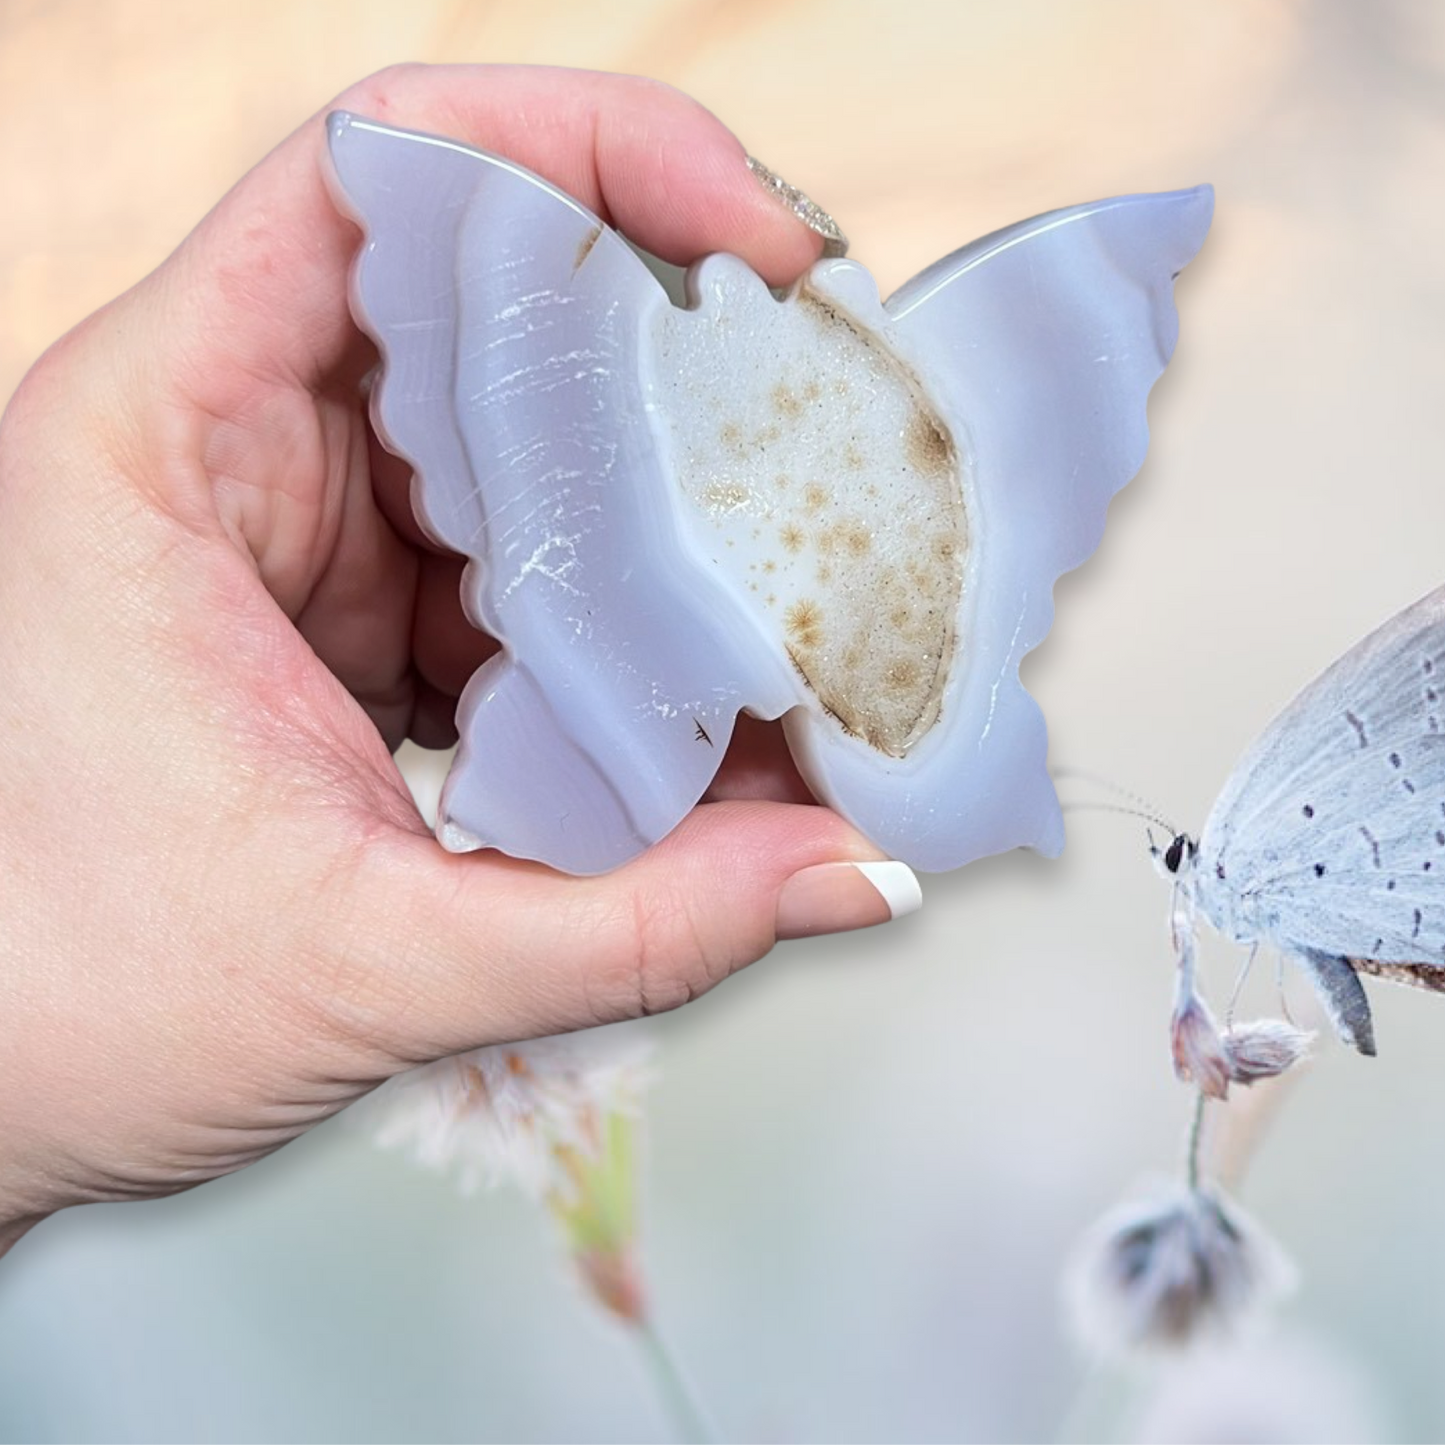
left=792, top=187, right=1213, bottom=867
left=1196, top=585, right=1445, bottom=965
left=328, top=112, right=790, bottom=873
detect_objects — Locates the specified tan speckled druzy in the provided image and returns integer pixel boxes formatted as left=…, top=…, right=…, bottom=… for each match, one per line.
left=653, top=286, right=967, bottom=757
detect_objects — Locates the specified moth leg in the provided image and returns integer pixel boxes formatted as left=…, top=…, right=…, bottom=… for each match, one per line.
left=1294, top=949, right=1376, bottom=1056
left=1274, top=950, right=1297, bottom=1027
left=1224, top=941, right=1260, bottom=1027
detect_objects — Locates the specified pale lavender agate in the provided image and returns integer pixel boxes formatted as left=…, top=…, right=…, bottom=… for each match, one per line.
left=326, top=110, right=1211, bottom=875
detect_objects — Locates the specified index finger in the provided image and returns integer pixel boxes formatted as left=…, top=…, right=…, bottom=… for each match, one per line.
left=169, top=63, right=827, bottom=396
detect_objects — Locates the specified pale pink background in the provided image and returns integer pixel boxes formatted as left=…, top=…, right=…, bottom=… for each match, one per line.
left=3, top=3, right=1443, bottom=1440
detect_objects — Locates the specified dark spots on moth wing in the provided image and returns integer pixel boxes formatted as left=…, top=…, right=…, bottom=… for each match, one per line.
left=1404, top=778, right=1418, bottom=795
left=1314, top=862, right=1327, bottom=878
left=1426, top=860, right=1435, bottom=872
left=1425, top=657, right=1436, bottom=675
left=1415, top=907, right=1424, bottom=940
left=1215, top=861, right=1227, bottom=881
left=1345, top=709, right=1369, bottom=748
left=1375, top=937, right=1385, bottom=954
left=1387, top=878, right=1397, bottom=891
left=1360, top=825, right=1382, bottom=868
left=572, top=224, right=602, bottom=275
left=1302, top=803, right=1315, bottom=819
left=1436, top=829, right=1445, bottom=846
left=1390, top=751, right=1403, bottom=769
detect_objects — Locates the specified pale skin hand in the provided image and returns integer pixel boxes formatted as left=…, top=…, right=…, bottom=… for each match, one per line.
left=0, top=65, right=900, bottom=1254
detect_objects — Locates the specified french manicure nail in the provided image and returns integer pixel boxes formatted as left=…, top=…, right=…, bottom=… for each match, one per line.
left=746, top=156, right=849, bottom=258
left=775, top=860, right=921, bottom=940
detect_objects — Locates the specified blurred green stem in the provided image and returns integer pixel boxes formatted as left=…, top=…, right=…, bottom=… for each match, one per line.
left=1185, top=1089, right=1207, bottom=1191
left=634, top=1316, right=718, bottom=1444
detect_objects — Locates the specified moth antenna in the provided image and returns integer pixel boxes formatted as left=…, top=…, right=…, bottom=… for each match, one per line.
left=1059, top=799, right=1180, bottom=835
left=1055, top=765, right=1179, bottom=835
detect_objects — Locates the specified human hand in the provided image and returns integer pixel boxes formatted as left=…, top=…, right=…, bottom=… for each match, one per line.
left=0, top=65, right=918, bottom=1253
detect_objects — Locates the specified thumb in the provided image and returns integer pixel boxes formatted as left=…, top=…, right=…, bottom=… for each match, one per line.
left=328, top=802, right=920, bottom=1062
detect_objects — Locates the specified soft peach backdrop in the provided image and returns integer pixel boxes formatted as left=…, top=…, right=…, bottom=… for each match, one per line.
left=4, top=4, right=1445, bottom=1441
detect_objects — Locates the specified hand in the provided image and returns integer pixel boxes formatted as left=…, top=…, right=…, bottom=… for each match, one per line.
left=0, top=65, right=913, bottom=1252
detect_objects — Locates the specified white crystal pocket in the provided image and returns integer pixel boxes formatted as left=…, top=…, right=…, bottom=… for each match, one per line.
left=327, top=112, right=1212, bottom=875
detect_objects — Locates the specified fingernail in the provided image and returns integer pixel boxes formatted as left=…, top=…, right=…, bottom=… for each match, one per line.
left=746, top=156, right=849, bottom=258
left=775, top=860, right=921, bottom=940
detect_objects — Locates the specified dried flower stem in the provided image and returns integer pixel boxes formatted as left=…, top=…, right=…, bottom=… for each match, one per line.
left=634, top=1316, right=718, bottom=1444
left=1184, top=1089, right=1207, bottom=1192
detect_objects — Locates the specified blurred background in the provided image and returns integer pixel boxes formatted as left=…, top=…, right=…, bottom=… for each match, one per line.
left=3, top=1, right=1444, bottom=1439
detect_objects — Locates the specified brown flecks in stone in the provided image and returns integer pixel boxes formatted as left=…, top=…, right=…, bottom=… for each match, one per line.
left=661, top=282, right=967, bottom=763
left=785, top=599, right=824, bottom=652
left=772, top=383, right=804, bottom=419
left=905, top=408, right=952, bottom=477
left=573, top=224, right=602, bottom=275
left=885, top=659, right=920, bottom=693
left=701, top=481, right=750, bottom=513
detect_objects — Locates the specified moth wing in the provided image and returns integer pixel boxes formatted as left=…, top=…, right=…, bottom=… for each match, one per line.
left=1197, top=585, right=1445, bottom=963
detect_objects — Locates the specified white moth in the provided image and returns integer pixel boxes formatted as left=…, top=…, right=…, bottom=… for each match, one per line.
left=1163, top=586, right=1445, bottom=1090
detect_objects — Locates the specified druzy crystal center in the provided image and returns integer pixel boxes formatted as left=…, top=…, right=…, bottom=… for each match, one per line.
left=651, top=280, right=967, bottom=757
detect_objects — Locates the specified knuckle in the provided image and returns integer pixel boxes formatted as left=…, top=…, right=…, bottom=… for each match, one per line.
left=336, top=63, right=431, bottom=119
left=579, top=884, right=743, bottom=1026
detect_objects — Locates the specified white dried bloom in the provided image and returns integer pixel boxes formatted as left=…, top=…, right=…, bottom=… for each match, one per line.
left=1065, top=1183, right=1294, bottom=1358
left=1170, top=992, right=1232, bottom=1100
left=361, top=1031, right=653, bottom=1200
left=1221, top=1019, right=1314, bottom=1085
